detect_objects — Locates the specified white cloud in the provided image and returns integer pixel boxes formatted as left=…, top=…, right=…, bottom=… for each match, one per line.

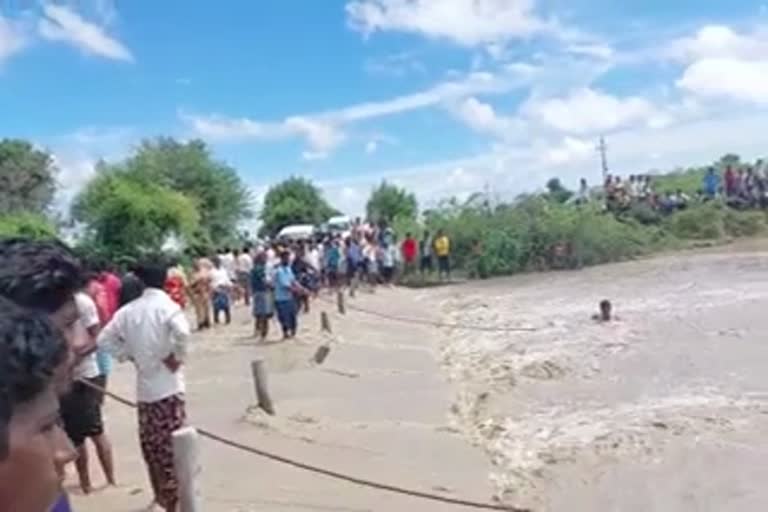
left=38, top=4, right=133, bottom=61
left=334, top=70, right=518, bottom=121
left=540, top=136, right=594, bottom=165
left=677, top=58, right=768, bottom=104
left=565, top=43, right=614, bottom=60
left=523, top=88, right=663, bottom=135
left=365, top=140, right=379, bottom=154
left=0, top=15, right=27, bottom=63
left=183, top=69, right=530, bottom=157
left=667, top=25, right=768, bottom=62
left=452, top=96, right=521, bottom=138
left=668, top=25, right=768, bottom=105
left=182, top=112, right=345, bottom=159
left=346, top=0, right=544, bottom=46
left=52, top=154, right=98, bottom=212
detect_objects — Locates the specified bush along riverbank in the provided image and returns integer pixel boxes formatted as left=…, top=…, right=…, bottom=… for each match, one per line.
left=415, top=197, right=767, bottom=280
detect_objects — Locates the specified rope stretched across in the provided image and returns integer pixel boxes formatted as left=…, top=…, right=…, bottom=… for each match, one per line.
left=78, top=379, right=528, bottom=511
left=321, top=294, right=537, bottom=333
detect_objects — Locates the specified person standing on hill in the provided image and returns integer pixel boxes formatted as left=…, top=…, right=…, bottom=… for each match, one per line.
left=434, top=229, right=452, bottom=281
left=419, top=231, right=434, bottom=276
left=97, top=259, right=191, bottom=512
left=703, top=167, right=720, bottom=200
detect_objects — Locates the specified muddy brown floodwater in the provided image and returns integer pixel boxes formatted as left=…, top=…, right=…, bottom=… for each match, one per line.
left=434, top=241, right=768, bottom=512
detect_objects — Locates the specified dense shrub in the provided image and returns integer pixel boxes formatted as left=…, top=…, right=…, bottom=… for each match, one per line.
left=421, top=192, right=768, bottom=280
left=663, top=203, right=725, bottom=240
left=723, top=209, right=767, bottom=237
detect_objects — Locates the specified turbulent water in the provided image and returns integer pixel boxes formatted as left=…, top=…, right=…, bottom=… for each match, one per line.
left=435, top=244, right=768, bottom=511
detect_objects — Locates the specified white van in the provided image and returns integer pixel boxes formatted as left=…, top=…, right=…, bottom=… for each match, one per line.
left=277, top=224, right=316, bottom=241
left=326, top=215, right=352, bottom=238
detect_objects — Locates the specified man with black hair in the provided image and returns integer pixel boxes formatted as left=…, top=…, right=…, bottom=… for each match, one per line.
left=0, top=237, right=90, bottom=511
left=0, top=297, right=78, bottom=512
left=98, top=258, right=191, bottom=511
left=0, top=238, right=90, bottom=380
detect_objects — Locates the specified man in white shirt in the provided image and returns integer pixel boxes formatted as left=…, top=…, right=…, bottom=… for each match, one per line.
left=304, top=243, right=321, bottom=272
left=60, top=291, right=116, bottom=494
left=219, top=247, right=236, bottom=281
left=235, top=246, right=254, bottom=306
left=98, top=260, right=191, bottom=512
left=210, top=257, right=232, bottom=324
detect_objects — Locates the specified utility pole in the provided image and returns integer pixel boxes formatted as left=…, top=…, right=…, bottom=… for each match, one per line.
left=597, top=136, right=609, bottom=180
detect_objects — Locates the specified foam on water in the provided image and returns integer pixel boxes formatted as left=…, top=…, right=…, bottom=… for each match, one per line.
left=437, top=251, right=768, bottom=507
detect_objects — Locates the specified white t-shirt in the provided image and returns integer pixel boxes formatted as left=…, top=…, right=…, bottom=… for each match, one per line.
left=74, top=292, right=101, bottom=379
left=210, top=267, right=231, bottom=289
left=237, top=252, right=253, bottom=273
left=97, top=289, right=191, bottom=403
left=220, top=252, right=236, bottom=279
left=305, top=248, right=321, bottom=271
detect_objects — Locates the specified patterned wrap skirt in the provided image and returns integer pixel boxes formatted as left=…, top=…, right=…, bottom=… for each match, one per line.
left=137, top=394, right=186, bottom=508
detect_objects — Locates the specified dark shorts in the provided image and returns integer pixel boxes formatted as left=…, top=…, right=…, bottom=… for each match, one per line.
left=60, top=377, right=104, bottom=447
left=420, top=256, right=433, bottom=272
left=438, top=256, right=450, bottom=274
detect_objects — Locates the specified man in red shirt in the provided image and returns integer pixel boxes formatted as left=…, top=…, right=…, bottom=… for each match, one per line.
left=401, top=232, right=418, bottom=275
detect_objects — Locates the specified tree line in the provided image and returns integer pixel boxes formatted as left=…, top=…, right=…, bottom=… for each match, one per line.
left=2, top=136, right=764, bottom=278
left=0, top=137, right=418, bottom=261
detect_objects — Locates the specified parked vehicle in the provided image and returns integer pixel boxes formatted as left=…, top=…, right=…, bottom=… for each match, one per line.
left=277, top=224, right=317, bottom=242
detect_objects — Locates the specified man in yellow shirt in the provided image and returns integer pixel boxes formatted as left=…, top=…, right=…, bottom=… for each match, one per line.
left=433, top=229, right=451, bottom=281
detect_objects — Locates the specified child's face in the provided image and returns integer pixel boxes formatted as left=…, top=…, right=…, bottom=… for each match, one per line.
left=0, top=384, right=76, bottom=512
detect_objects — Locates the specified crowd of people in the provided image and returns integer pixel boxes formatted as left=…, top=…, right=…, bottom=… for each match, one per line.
left=0, top=220, right=454, bottom=512
left=584, top=160, right=768, bottom=215
left=171, top=224, right=453, bottom=342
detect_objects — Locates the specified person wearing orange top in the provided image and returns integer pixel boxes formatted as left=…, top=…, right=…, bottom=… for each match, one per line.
left=164, top=259, right=188, bottom=309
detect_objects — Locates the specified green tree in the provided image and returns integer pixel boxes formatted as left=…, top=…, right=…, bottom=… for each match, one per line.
left=545, top=178, right=574, bottom=204
left=0, top=212, right=57, bottom=239
left=260, top=177, right=335, bottom=236
left=73, top=171, right=199, bottom=259
left=0, top=139, right=57, bottom=214
left=107, top=138, right=252, bottom=245
left=718, top=153, right=741, bottom=166
left=365, top=181, right=418, bottom=223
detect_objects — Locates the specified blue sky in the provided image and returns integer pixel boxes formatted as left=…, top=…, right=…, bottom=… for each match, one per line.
left=2, top=1, right=768, bottom=223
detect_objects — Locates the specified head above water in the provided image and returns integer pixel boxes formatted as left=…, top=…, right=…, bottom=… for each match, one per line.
left=0, top=297, right=76, bottom=512
left=599, top=299, right=612, bottom=321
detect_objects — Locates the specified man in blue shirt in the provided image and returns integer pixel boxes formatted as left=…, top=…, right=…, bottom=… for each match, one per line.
left=703, top=167, right=720, bottom=199
left=273, top=251, right=303, bottom=339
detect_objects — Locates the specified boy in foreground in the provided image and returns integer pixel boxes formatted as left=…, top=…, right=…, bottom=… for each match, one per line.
left=0, top=297, right=78, bottom=512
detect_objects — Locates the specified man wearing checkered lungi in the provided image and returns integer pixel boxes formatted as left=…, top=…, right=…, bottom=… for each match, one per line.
left=98, top=259, right=191, bottom=511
